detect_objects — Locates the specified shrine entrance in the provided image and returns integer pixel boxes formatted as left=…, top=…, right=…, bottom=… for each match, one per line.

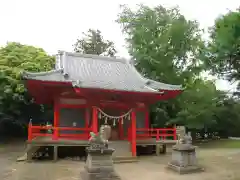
left=97, top=107, right=130, bottom=141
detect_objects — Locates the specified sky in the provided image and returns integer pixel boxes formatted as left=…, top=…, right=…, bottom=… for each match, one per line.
left=0, top=0, right=239, bottom=91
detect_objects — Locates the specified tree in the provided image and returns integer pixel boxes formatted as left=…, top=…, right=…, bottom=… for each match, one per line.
left=0, top=42, right=55, bottom=127
left=212, top=97, right=240, bottom=137
left=206, top=9, right=240, bottom=93
left=73, top=29, right=117, bottom=56
left=117, top=4, right=213, bottom=129
left=170, top=79, right=222, bottom=129
left=117, top=5, right=205, bottom=84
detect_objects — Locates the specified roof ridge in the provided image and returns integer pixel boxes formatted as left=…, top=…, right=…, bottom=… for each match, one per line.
left=60, top=51, right=128, bottom=64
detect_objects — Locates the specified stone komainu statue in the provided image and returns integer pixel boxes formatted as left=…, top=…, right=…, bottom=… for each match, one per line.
left=89, top=125, right=111, bottom=149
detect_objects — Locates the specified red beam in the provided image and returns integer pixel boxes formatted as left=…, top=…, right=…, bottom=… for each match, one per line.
left=58, top=127, right=91, bottom=131
left=59, top=104, right=87, bottom=108
left=32, top=133, right=52, bottom=137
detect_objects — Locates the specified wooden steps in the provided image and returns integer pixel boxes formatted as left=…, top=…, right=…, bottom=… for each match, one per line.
left=109, top=141, right=137, bottom=163
left=17, top=145, right=41, bottom=162
left=109, top=141, right=132, bottom=157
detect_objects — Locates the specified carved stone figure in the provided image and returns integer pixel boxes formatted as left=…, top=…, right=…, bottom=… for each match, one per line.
left=167, top=132, right=204, bottom=174
left=89, top=126, right=109, bottom=151
left=81, top=130, right=121, bottom=180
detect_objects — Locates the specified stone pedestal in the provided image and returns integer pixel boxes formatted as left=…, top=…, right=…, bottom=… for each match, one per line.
left=80, top=147, right=121, bottom=180
left=167, top=144, right=204, bottom=174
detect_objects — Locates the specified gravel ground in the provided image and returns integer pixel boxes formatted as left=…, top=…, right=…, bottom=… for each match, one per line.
left=1, top=142, right=240, bottom=180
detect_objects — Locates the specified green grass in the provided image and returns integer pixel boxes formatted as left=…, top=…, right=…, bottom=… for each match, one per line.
left=196, top=139, right=240, bottom=148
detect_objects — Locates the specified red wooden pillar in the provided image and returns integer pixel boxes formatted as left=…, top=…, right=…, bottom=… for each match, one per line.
left=85, top=107, right=90, bottom=139
left=92, top=106, right=98, bottom=133
left=131, top=110, right=137, bottom=157
left=128, top=114, right=132, bottom=142
left=53, top=99, right=59, bottom=140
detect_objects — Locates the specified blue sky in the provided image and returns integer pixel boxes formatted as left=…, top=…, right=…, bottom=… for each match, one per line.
left=0, top=0, right=239, bottom=91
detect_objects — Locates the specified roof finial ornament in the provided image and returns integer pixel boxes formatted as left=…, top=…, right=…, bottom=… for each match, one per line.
left=58, top=50, right=64, bottom=55
left=63, top=73, right=69, bottom=79
left=29, top=118, right=32, bottom=125
left=129, top=59, right=135, bottom=65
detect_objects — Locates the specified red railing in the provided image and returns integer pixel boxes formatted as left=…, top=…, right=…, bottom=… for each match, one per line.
left=134, top=128, right=177, bottom=140
left=28, top=123, right=91, bottom=141
left=28, top=123, right=177, bottom=141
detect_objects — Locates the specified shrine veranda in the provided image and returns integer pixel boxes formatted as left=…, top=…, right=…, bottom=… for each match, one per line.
left=23, top=51, right=183, bottom=160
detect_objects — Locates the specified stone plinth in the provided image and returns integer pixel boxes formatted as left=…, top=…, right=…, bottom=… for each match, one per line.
left=167, top=143, right=204, bottom=174
left=80, top=147, right=121, bottom=180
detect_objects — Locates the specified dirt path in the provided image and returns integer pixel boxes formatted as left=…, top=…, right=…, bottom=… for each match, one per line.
left=1, top=143, right=240, bottom=180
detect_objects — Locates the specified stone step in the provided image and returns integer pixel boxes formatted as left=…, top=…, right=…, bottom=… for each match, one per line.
left=113, top=159, right=138, bottom=164
left=26, top=145, right=41, bottom=161
left=108, top=141, right=132, bottom=158
left=113, top=156, right=138, bottom=163
left=112, top=152, right=132, bottom=157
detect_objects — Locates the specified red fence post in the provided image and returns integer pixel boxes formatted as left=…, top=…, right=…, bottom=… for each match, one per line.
left=156, top=129, right=160, bottom=141
left=173, top=128, right=177, bottom=140
left=28, top=121, right=32, bottom=141
left=163, top=130, right=166, bottom=140
left=53, top=127, right=59, bottom=140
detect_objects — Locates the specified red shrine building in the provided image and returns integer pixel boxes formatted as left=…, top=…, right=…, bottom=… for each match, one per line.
left=23, top=51, right=182, bottom=158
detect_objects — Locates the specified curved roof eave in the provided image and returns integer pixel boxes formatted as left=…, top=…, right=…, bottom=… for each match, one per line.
left=22, top=69, right=63, bottom=78
left=22, top=68, right=69, bottom=82
left=146, top=79, right=183, bottom=91
left=129, top=64, right=183, bottom=91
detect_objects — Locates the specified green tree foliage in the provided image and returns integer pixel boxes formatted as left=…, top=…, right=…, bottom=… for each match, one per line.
left=0, top=42, right=55, bottom=125
left=117, top=5, right=205, bottom=84
left=201, top=8, right=240, bottom=137
left=117, top=5, right=218, bottom=129
left=171, top=79, right=221, bottom=129
left=214, top=98, right=240, bottom=137
left=73, top=29, right=117, bottom=56
left=206, top=9, right=240, bottom=91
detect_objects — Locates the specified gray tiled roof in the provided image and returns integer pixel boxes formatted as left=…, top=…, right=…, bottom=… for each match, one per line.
left=23, top=51, right=182, bottom=93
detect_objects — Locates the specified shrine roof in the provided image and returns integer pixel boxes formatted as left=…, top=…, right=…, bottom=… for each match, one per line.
left=23, top=51, right=182, bottom=93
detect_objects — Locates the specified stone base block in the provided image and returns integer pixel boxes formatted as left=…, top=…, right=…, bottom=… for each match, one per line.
left=81, top=170, right=121, bottom=180
left=167, top=163, right=204, bottom=174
